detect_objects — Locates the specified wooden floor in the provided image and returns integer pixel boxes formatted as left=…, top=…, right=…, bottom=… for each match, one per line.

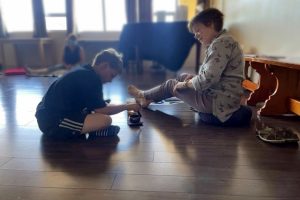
left=1, top=70, right=300, bottom=200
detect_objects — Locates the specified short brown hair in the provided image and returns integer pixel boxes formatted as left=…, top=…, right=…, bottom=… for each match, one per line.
left=92, top=48, right=123, bottom=74
left=188, top=8, right=224, bottom=32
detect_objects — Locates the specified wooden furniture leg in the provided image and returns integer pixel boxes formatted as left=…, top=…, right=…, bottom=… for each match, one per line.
left=246, top=61, right=279, bottom=115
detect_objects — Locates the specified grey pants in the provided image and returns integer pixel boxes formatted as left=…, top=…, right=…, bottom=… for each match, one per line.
left=143, top=73, right=212, bottom=113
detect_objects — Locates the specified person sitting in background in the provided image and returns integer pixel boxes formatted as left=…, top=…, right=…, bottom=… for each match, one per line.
left=63, top=33, right=85, bottom=69
left=128, top=8, right=252, bottom=127
left=26, top=33, right=85, bottom=76
left=35, top=48, right=140, bottom=139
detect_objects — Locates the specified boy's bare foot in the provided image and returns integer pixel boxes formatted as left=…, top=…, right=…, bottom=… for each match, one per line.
left=128, top=85, right=151, bottom=108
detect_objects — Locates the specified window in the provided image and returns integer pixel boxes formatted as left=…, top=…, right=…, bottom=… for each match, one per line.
left=152, top=0, right=177, bottom=22
left=74, top=0, right=126, bottom=32
left=75, top=0, right=103, bottom=32
left=0, top=0, right=33, bottom=32
left=104, top=0, right=126, bottom=31
left=43, top=0, right=66, bottom=31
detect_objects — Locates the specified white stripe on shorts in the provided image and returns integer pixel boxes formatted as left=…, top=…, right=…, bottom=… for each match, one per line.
left=58, top=118, right=83, bottom=132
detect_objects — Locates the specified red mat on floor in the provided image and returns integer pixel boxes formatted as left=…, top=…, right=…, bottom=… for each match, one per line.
left=3, top=67, right=26, bottom=75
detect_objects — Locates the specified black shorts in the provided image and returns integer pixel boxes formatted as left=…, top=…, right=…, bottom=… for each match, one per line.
left=36, top=111, right=88, bottom=139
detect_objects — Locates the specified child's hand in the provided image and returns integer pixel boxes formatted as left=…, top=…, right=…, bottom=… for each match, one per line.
left=173, top=82, right=189, bottom=93
left=183, top=74, right=195, bottom=81
left=126, top=103, right=141, bottom=112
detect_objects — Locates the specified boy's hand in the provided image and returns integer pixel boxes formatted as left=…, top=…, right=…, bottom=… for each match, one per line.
left=126, top=103, right=141, bottom=112
left=183, top=74, right=195, bottom=81
left=173, top=82, right=189, bottom=93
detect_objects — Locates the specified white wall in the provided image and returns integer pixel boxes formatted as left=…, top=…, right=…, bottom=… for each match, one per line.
left=218, top=0, right=300, bottom=57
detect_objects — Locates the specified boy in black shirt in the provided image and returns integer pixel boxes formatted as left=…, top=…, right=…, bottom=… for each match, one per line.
left=36, top=48, right=140, bottom=139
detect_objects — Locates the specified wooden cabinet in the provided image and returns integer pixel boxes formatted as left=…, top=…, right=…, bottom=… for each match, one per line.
left=245, top=56, right=300, bottom=116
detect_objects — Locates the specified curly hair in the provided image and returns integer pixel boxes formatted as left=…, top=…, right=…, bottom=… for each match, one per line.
left=188, top=8, right=224, bottom=32
left=92, top=48, right=123, bottom=74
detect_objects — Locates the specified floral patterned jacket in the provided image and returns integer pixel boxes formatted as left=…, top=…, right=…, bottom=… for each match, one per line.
left=191, top=30, right=245, bottom=122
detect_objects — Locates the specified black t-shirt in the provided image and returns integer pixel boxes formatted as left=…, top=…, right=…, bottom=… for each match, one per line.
left=63, top=45, right=81, bottom=65
left=36, top=64, right=106, bottom=122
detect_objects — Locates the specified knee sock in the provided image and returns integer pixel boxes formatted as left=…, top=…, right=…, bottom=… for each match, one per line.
left=88, top=125, right=120, bottom=138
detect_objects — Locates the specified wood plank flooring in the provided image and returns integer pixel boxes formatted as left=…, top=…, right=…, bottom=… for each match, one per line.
left=0, top=71, right=300, bottom=200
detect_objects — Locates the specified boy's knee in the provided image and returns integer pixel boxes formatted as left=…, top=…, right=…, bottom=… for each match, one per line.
left=104, top=115, right=112, bottom=126
left=82, top=114, right=113, bottom=133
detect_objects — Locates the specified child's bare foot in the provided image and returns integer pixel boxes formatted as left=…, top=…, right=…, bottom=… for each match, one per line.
left=128, top=85, right=151, bottom=108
